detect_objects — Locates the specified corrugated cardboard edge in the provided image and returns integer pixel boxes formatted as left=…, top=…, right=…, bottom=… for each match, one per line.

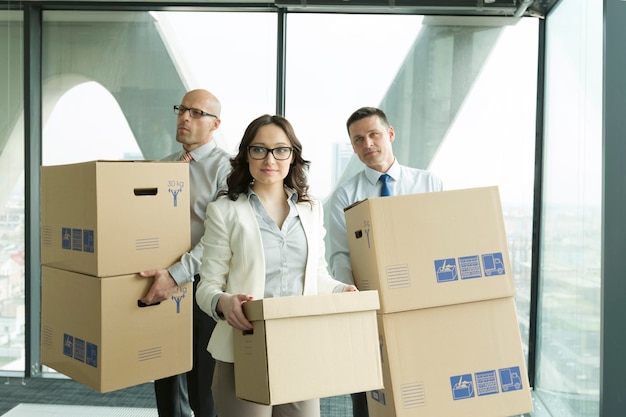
left=243, top=290, right=380, bottom=321
left=344, top=198, right=367, bottom=212
left=343, top=185, right=501, bottom=213
left=41, top=159, right=187, bottom=171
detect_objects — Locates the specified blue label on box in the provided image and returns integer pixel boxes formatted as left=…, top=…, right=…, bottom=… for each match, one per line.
left=435, top=252, right=505, bottom=284
left=61, top=227, right=95, bottom=253
left=63, top=334, right=73, bottom=357
left=499, top=366, right=523, bottom=392
left=167, top=179, right=186, bottom=207
left=83, top=230, right=95, bottom=253
left=72, top=229, right=82, bottom=251
left=62, top=228, right=72, bottom=250
left=475, top=370, right=499, bottom=396
left=434, top=258, right=458, bottom=282
left=171, top=285, right=189, bottom=313
left=459, top=255, right=482, bottom=280
left=451, top=365, right=523, bottom=402
left=63, top=333, right=98, bottom=368
left=370, top=389, right=386, bottom=405
left=74, top=338, right=86, bottom=362
left=482, top=253, right=506, bottom=276
left=450, top=373, right=475, bottom=400
left=86, top=343, right=98, bottom=368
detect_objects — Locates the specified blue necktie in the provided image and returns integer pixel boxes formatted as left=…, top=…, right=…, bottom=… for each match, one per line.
left=379, top=174, right=391, bottom=197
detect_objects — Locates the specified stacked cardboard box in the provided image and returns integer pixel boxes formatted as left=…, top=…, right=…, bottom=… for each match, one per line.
left=345, top=186, right=533, bottom=417
left=234, top=291, right=384, bottom=405
left=40, top=160, right=193, bottom=393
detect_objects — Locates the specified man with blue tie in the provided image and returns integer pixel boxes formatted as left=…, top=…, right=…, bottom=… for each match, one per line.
left=327, top=106, right=443, bottom=417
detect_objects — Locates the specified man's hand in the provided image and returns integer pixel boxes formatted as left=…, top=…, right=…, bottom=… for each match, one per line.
left=138, top=269, right=178, bottom=305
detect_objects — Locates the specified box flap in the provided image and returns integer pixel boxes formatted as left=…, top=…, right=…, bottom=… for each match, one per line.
left=344, top=198, right=370, bottom=212
left=243, top=290, right=379, bottom=321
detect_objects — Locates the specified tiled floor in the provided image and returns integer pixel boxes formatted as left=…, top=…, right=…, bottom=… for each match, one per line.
left=0, top=377, right=354, bottom=417
left=2, top=404, right=158, bottom=417
left=2, top=400, right=354, bottom=417
left=0, top=377, right=156, bottom=416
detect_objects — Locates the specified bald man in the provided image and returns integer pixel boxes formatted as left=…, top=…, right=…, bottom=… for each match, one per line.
left=140, top=89, right=232, bottom=417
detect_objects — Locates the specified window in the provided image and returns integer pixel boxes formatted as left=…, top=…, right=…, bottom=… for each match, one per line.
left=42, top=10, right=277, bottom=167
left=286, top=14, right=538, bottom=358
left=39, top=9, right=540, bottom=390
left=536, top=1, right=602, bottom=416
left=0, top=10, right=25, bottom=374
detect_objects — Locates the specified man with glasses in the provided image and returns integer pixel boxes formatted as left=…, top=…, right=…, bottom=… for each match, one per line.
left=140, top=89, right=232, bottom=417
left=327, top=106, right=443, bottom=417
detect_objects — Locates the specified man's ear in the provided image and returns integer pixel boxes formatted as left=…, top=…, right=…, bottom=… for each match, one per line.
left=388, top=126, right=396, bottom=143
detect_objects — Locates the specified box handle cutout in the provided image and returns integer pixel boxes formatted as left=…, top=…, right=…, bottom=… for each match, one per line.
left=138, top=300, right=161, bottom=308
left=134, top=188, right=158, bottom=196
left=242, top=329, right=254, bottom=335
left=354, top=230, right=363, bottom=239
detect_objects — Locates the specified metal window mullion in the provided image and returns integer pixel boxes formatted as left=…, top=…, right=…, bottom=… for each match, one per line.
left=23, top=3, right=42, bottom=379
left=526, top=17, right=546, bottom=390
left=276, top=7, right=286, bottom=116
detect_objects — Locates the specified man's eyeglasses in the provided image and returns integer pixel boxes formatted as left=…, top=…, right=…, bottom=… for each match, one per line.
left=173, top=105, right=218, bottom=119
left=247, top=146, right=294, bottom=161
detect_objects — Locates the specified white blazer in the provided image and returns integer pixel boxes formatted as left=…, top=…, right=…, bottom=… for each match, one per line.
left=196, top=193, right=346, bottom=363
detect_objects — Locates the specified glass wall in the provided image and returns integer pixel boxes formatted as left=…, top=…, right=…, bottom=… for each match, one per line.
left=0, top=10, right=24, bottom=374
left=537, top=0, right=602, bottom=416
left=42, top=10, right=277, bottom=165
left=2, top=3, right=619, bottom=416
left=0, top=7, right=539, bottom=387
left=284, top=13, right=424, bottom=198
left=430, top=19, right=538, bottom=355
left=10, top=5, right=596, bottom=416
left=286, top=15, right=538, bottom=356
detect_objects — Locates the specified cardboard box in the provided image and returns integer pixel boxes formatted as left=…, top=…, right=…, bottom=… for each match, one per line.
left=368, top=297, right=532, bottom=417
left=41, top=265, right=192, bottom=393
left=41, top=160, right=190, bottom=277
left=234, top=291, right=383, bottom=405
left=345, top=186, right=514, bottom=313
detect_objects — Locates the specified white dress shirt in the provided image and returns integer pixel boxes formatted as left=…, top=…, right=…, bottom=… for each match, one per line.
left=327, top=159, right=444, bottom=285
left=248, top=188, right=307, bottom=298
left=162, top=140, right=233, bottom=285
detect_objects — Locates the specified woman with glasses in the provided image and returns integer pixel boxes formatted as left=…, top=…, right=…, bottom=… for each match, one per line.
left=196, top=114, right=357, bottom=417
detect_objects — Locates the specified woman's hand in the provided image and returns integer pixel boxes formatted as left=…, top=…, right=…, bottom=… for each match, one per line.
left=217, top=293, right=254, bottom=331
left=342, top=285, right=359, bottom=292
